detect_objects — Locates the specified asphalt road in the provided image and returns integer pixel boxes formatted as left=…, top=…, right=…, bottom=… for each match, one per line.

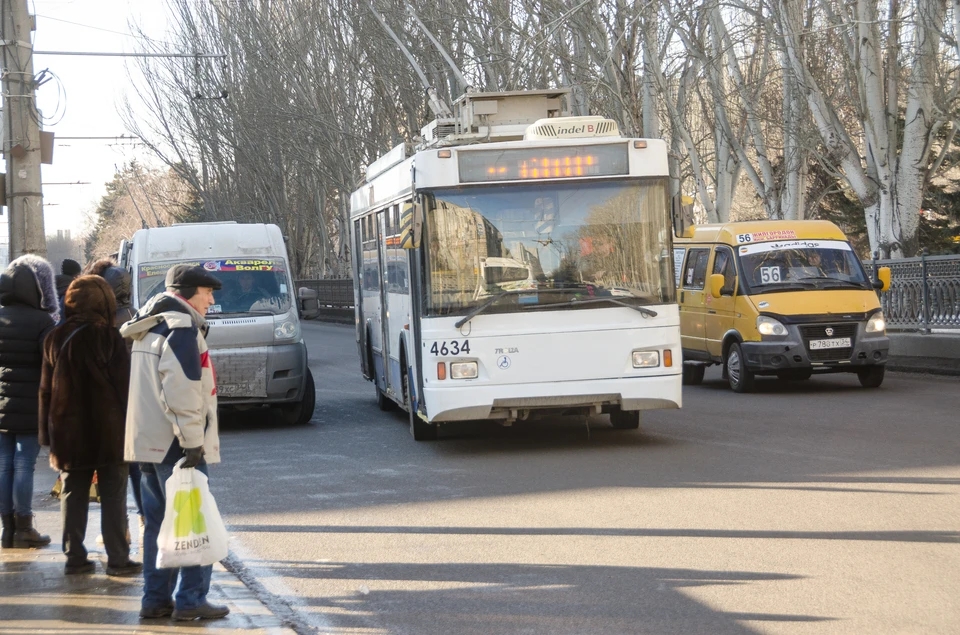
left=213, top=321, right=960, bottom=635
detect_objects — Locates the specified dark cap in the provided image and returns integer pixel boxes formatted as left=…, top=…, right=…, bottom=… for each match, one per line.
left=61, top=259, right=82, bottom=276
left=165, top=264, right=222, bottom=291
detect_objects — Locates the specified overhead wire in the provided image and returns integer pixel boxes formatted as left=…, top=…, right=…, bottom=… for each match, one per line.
left=33, top=13, right=175, bottom=46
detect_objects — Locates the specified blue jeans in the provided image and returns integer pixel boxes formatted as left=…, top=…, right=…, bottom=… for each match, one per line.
left=140, top=462, right=213, bottom=611
left=0, top=433, right=40, bottom=516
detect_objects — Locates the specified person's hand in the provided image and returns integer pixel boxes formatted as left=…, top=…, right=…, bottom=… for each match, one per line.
left=181, top=446, right=205, bottom=469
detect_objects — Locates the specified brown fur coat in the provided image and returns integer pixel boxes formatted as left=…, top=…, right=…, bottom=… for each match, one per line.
left=38, top=275, right=130, bottom=470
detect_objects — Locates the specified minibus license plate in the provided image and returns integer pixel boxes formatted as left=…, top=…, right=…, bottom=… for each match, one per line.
left=809, top=337, right=851, bottom=350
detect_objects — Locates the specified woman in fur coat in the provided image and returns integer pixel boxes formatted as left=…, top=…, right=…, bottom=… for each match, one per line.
left=0, top=254, right=58, bottom=549
left=38, top=275, right=141, bottom=576
left=85, top=258, right=143, bottom=544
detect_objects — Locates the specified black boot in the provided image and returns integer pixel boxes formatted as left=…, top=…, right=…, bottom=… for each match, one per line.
left=0, top=514, right=13, bottom=548
left=12, top=514, right=51, bottom=548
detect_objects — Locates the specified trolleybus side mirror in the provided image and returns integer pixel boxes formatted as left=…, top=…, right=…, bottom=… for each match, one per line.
left=399, top=200, right=422, bottom=249
left=874, top=266, right=891, bottom=292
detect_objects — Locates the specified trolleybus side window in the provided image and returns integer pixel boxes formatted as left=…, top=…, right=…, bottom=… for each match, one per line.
left=386, top=204, right=409, bottom=294
left=362, top=214, right=379, bottom=293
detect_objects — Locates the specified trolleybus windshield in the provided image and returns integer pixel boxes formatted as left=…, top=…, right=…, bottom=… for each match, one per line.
left=422, top=178, right=674, bottom=316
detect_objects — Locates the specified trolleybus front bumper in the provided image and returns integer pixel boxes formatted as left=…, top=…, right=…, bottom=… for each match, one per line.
left=422, top=373, right=682, bottom=423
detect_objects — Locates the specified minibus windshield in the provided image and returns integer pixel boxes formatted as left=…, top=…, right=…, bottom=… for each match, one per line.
left=137, top=258, right=293, bottom=315
left=422, top=179, right=675, bottom=316
left=737, top=239, right=871, bottom=293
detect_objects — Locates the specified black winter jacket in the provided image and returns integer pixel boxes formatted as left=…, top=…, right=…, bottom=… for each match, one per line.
left=0, top=258, right=57, bottom=434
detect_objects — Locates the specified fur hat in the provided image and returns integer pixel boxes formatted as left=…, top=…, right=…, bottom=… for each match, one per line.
left=84, top=258, right=116, bottom=277
left=6, top=253, right=58, bottom=316
left=63, top=275, right=117, bottom=327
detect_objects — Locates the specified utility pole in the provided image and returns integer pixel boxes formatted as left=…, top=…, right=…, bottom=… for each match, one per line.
left=2, top=0, right=44, bottom=259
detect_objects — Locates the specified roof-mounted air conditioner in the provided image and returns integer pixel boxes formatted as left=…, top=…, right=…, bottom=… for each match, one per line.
left=524, top=116, right=620, bottom=141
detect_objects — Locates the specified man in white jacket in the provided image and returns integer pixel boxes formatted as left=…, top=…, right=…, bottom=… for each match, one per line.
left=121, top=264, right=227, bottom=621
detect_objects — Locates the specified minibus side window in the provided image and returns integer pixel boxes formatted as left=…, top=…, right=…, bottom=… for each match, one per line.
left=683, top=248, right=710, bottom=290
left=673, top=247, right=686, bottom=288
left=712, top=247, right=736, bottom=294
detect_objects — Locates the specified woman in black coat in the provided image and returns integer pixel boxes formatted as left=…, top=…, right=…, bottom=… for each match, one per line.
left=39, top=275, right=141, bottom=576
left=0, top=254, right=58, bottom=549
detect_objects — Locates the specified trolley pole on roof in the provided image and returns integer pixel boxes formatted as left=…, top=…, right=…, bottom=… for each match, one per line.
left=2, top=0, right=46, bottom=259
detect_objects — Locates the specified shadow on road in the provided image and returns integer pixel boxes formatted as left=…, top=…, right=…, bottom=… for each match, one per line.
left=229, top=558, right=832, bottom=635
left=227, top=523, right=960, bottom=543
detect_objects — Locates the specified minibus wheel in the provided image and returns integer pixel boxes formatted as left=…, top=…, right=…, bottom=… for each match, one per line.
left=682, top=364, right=705, bottom=385
left=280, top=368, right=316, bottom=425
left=402, top=366, right=437, bottom=441
left=857, top=365, right=885, bottom=388
left=725, top=343, right=756, bottom=393
left=610, top=409, right=641, bottom=429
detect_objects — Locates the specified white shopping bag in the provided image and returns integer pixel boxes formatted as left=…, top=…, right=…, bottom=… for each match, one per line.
left=156, top=460, right=229, bottom=568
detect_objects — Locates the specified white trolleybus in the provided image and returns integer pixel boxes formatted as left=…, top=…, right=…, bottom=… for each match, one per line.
left=350, top=89, right=681, bottom=440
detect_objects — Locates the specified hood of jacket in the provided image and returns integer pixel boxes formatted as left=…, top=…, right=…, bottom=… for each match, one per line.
left=120, top=291, right=207, bottom=341
left=88, top=259, right=133, bottom=309
left=102, top=266, right=133, bottom=308
left=63, top=275, right=117, bottom=326
left=0, top=254, right=57, bottom=315
left=55, top=273, right=76, bottom=296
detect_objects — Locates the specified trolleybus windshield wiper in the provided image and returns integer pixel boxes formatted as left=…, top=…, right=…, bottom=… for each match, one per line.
left=522, top=296, right=658, bottom=317
left=453, top=288, right=575, bottom=329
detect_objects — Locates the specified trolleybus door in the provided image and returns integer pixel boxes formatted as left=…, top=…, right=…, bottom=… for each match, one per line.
left=376, top=211, right=392, bottom=393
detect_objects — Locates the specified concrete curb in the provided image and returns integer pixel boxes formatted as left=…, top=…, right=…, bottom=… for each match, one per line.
left=887, top=332, right=960, bottom=377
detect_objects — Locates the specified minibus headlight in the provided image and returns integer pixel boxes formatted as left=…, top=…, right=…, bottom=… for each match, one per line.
left=450, top=361, right=478, bottom=379
left=274, top=319, right=299, bottom=341
left=866, top=311, right=886, bottom=334
left=632, top=350, right=660, bottom=368
left=757, top=316, right=787, bottom=337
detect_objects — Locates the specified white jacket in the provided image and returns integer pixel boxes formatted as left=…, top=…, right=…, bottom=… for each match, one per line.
left=121, top=292, right=220, bottom=464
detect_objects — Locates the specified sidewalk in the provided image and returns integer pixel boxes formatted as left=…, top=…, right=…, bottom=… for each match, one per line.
left=0, top=457, right=295, bottom=634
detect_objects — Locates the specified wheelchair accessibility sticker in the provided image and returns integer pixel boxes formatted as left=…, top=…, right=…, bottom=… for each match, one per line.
left=497, top=355, right=511, bottom=370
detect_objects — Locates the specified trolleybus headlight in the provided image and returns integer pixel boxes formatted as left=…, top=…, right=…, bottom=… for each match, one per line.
left=757, top=316, right=787, bottom=337
left=274, top=319, right=299, bottom=341
left=450, top=361, right=478, bottom=379
left=866, top=311, right=886, bottom=334
left=632, top=351, right=660, bottom=368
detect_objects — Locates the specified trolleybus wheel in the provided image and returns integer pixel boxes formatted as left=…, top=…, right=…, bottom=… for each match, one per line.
left=376, top=383, right=394, bottom=411
left=857, top=365, right=885, bottom=388
left=725, top=343, right=755, bottom=393
left=280, top=368, right=316, bottom=425
left=682, top=364, right=705, bottom=385
left=402, top=366, right=437, bottom=441
left=610, top=409, right=641, bottom=429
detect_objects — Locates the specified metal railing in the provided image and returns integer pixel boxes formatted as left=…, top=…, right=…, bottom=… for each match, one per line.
left=871, top=253, right=960, bottom=332
left=299, top=261, right=960, bottom=332
left=296, top=278, right=354, bottom=309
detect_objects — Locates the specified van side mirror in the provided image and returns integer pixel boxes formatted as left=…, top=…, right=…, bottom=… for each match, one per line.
left=709, top=273, right=724, bottom=298
left=399, top=200, right=422, bottom=249
left=874, top=266, right=891, bottom=292
left=298, top=287, right=319, bottom=320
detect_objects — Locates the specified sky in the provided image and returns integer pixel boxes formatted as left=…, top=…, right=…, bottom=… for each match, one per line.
left=10, top=0, right=172, bottom=241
